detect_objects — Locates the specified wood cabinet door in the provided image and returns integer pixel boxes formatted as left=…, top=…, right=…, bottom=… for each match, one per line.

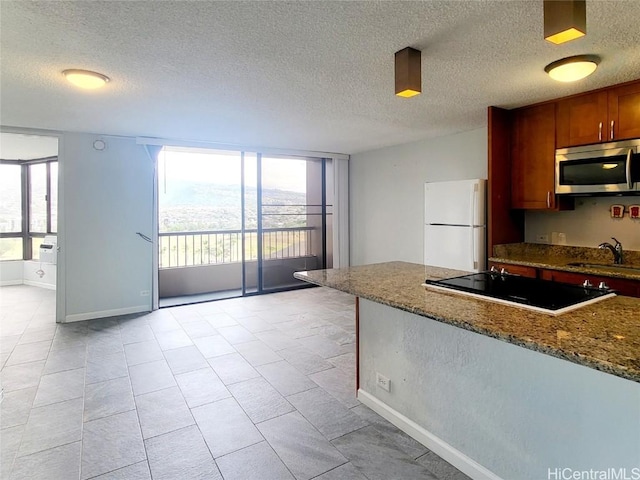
left=488, top=262, right=537, bottom=278
left=539, top=269, right=640, bottom=297
left=511, top=103, right=557, bottom=209
left=540, top=269, right=595, bottom=285
left=608, top=81, right=640, bottom=141
left=556, top=91, right=608, bottom=148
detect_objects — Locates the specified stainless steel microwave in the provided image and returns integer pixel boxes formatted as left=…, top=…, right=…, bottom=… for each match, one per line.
left=555, top=139, right=640, bottom=195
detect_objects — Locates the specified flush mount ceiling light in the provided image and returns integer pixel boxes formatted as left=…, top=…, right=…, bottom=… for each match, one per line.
left=62, top=69, right=110, bottom=89
left=544, top=55, right=599, bottom=82
left=395, top=47, right=421, bottom=98
left=544, top=0, right=586, bottom=45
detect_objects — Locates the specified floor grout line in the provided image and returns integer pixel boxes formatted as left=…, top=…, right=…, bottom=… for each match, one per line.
left=1, top=285, right=470, bottom=480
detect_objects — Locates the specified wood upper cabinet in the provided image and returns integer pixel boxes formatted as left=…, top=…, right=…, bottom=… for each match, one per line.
left=557, top=80, right=640, bottom=148
left=609, top=81, right=640, bottom=141
left=511, top=103, right=557, bottom=209
left=556, top=91, right=607, bottom=147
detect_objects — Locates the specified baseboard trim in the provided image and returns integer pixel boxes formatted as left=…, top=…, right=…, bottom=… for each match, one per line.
left=23, top=280, right=56, bottom=290
left=0, top=280, right=23, bottom=287
left=65, top=305, right=150, bottom=323
left=357, top=389, right=502, bottom=480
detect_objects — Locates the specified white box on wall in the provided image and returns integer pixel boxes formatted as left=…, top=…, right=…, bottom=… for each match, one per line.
left=39, top=235, right=57, bottom=264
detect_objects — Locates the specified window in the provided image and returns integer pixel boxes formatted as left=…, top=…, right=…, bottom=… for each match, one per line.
left=50, top=162, right=58, bottom=233
left=30, top=163, right=48, bottom=232
left=29, top=162, right=57, bottom=259
left=0, top=159, right=57, bottom=261
left=157, top=147, right=332, bottom=299
left=0, top=164, right=22, bottom=233
left=0, top=164, right=23, bottom=260
left=0, top=238, right=23, bottom=260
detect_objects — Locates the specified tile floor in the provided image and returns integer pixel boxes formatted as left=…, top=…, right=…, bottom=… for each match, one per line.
left=0, top=285, right=470, bottom=480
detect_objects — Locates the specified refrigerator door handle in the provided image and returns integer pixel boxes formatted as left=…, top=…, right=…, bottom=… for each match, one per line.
left=470, top=228, right=478, bottom=270
left=470, top=184, right=476, bottom=226
left=470, top=181, right=481, bottom=226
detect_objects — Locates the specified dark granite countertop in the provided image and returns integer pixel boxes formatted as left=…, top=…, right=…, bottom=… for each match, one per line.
left=294, top=261, right=640, bottom=383
left=490, top=244, right=640, bottom=281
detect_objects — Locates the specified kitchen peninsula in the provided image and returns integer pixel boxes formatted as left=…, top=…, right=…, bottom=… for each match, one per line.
left=295, top=262, right=640, bottom=480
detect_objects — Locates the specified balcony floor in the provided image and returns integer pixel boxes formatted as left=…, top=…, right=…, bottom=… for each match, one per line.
left=159, top=289, right=243, bottom=308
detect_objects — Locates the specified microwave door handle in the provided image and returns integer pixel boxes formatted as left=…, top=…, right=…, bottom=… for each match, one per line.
left=627, top=149, right=634, bottom=188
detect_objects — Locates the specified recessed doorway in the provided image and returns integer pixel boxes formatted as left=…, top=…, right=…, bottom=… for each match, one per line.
left=0, top=131, right=59, bottom=324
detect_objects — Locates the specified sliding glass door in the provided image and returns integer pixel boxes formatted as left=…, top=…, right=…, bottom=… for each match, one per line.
left=158, top=148, right=244, bottom=304
left=241, top=152, right=259, bottom=295
left=259, top=155, right=332, bottom=292
left=157, top=148, right=332, bottom=306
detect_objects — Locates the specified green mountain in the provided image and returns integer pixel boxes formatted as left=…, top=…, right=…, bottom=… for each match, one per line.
left=159, top=181, right=308, bottom=232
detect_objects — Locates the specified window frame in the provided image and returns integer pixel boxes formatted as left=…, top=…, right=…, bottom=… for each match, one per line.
left=0, top=156, right=58, bottom=260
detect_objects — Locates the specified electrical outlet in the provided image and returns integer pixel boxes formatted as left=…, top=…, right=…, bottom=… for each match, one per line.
left=376, top=372, right=390, bottom=392
left=140, top=290, right=150, bottom=297
left=552, top=232, right=567, bottom=245
left=536, top=234, right=549, bottom=243
left=557, top=233, right=566, bottom=245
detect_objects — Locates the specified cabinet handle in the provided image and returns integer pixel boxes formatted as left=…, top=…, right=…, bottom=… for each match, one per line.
left=610, top=120, right=614, bottom=140
left=598, top=122, right=603, bottom=141
left=546, top=191, right=551, bottom=208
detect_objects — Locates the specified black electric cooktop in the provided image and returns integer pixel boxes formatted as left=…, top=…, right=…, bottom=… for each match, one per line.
left=424, top=270, right=616, bottom=315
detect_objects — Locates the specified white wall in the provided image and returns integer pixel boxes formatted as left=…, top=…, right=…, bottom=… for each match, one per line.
left=350, top=128, right=487, bottom=265
left=0, top=261, right=56, bottom=289
left=359, top=299, right=640, bottom=480
left=525, top=196, right=640, bottom=251
left=23, top=261, right=56, bottom=289
left=60, top=133, right=154, bottom=322
left=0, top=261, right=23, bottom=286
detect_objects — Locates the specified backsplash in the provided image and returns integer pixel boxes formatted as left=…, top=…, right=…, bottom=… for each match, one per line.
left=493, top=243, right=640, bottom=266
left=525, top=196, right=640, bottom=251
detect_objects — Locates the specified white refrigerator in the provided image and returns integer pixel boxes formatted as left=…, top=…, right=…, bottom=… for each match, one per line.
left=424, top=179, right=486, bottom=272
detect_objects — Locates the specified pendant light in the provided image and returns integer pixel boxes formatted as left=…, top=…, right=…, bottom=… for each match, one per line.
left=395, top=47, right=421, bottom=98
left=544, top=55, right=599, bottom=82
left=62, top=69, right=110, bottom=89
left=544, top=0, right=586, bottom=45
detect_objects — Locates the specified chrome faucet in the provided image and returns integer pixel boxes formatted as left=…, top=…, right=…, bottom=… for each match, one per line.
left=598, top=237, right=624, bottom=264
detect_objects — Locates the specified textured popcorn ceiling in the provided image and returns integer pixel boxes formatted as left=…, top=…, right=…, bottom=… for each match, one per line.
left=1, top=1, right=640, bottom=154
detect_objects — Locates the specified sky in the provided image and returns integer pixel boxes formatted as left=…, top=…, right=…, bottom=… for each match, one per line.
left=159, top=147, right=309, bottom=193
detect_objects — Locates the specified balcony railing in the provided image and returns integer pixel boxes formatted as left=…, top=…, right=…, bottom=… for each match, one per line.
left=159, top=227, right=314, bottom=269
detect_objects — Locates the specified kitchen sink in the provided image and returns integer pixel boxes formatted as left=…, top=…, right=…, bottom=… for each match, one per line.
left=566, top=262, right=640, bottom=274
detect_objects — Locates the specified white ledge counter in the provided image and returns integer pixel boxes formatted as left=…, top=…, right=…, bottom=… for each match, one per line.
left=294, top=261, right=640, bottom=480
